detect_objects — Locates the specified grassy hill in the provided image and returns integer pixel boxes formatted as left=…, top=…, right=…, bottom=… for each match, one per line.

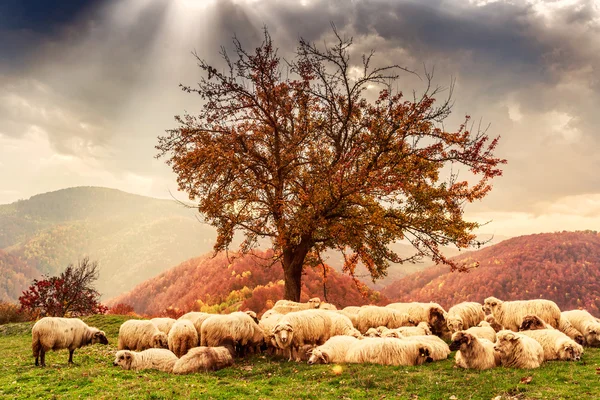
left=1, top=314, right=599, bottom=399
left=0, top=187, right=216, bottom=301
left=382, top=231, right=600, bottom=315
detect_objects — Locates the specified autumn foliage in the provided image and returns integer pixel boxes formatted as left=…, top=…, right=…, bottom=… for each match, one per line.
left=382, top=231, right=600, bottom=316
left=157, top=27, right=505, bottom=301
left=18, top=257, right=108, bottom=318
left=109, top=250, right=387, bottom=317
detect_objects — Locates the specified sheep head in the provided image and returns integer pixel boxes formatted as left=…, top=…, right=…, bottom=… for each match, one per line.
left=559, top=342, right=583, bottom=361
left=152, top=332, right=169, bottom=349
left=307, top=348, right=329, bottom=365
left=446, top=317, right=464, bottom=333
left=417, top=347, right=432, bottom=364
left=584, top=324, right=600, bottom=346
left=307, top=297, right=321, bottom=308
left=449, top=332, right=472, bottom=351
left=272, top=322, right=294, bottom=347
left=494, top=331, right=519, bottom=355
left=483, top=297, right=502, bottom=314
left=364, top=328, right=380, bottom=338
left=113, top=350, right=134, bottom=369
left=91, top=329, right=109, bottom=345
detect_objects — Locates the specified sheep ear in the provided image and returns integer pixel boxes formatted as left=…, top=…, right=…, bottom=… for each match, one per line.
left=322, top=353, right=330, bottom=363
left=419, top=347, right=429, bottom=357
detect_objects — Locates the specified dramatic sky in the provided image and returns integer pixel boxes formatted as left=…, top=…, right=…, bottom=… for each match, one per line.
left=1, top=0, right=599, bottom=237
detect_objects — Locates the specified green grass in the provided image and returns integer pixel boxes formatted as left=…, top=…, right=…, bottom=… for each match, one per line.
left=1, top=315, right=599, bottom=399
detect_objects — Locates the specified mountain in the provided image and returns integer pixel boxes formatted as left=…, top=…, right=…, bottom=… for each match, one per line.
left=108, top=250, right=387, bottom=316
left=0, top=187, right=217, bottom=301
left=382, top=231, right=600, bottom=315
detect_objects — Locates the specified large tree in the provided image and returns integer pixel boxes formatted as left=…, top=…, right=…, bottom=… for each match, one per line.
left=157, top=28, right=506, bottom=301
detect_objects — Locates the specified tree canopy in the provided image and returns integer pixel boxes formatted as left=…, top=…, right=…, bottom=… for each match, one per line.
left=157, top=27, right=506, bottom=301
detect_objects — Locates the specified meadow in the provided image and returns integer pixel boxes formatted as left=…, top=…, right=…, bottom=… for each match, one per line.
left=1, top=315, right=599, bottom=400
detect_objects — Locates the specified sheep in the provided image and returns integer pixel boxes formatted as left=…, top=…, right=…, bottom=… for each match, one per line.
left=32, top=317, right=108, bottom=367
left=118, top=320, right=168, bottom=352
left=494, top=330, right=544, bottom=369
left=272, top=309, right=333, bottom=361
left=307, top=335, right=360, bottom=365
left=172, top=338, right=235, bottom=374
left=483, top=297, right=561, bottom=332
left=561, top=310, right=600, bottom=347
left=271, top=298, right=321, bottom=314
left=559, top=316, right=586, bottom=346
left=364, top=327, right=381, bottom=338
left=449, top=331, right=500, bottom=370
left=191, top=313, right=215, bottom=343
left=356, top=306, right=414, bottom=334
left=401, top=335, right=450, bottom=361
left=464, top=321, right=497, bottom=342
left=381, top=322, right=432, bottom=338
left=150, top=318, right=176, bottom=335
left=446, top=302, right=485, bottom=333
left=168, top=319, right=199, bottom=357
left=385, top=302, right=447, bottom=336
left=345, top=337, right=432, bottom=366
left=200, top=312, right=264, bottom=356
left=484, top=314, right=504, bottom=332
left=518, top=314, right=586, bottom=346
left=113, top=349, right=178, bottom=372
left=326, top=311, right=361, bottom=338
left=519, top=329, right=584, bottom=361
left=259, top=310, right=284, bottom=354
left=179, top=311, right=209, bottom=324
left=336, top=309, right=360, bottom=329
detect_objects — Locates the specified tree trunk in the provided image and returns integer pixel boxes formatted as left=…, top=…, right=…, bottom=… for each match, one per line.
left=282, top=239, right=311, bottom=302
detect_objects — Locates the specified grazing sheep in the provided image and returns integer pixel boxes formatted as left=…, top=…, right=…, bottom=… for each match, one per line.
left=32, top=317, right=108, bottom=367
left=345, top=338, right=432, bottom=366
left=450, top=332, right=500, bottom=370
left=356, top=306, right=414, bottom=334
left=494, top=330, right=544, bottom=369
left=520, top=329, right=584, bottom=361
left=150, top=318, right=176, bottom=335
left=561, top=310, right=600, bottom=347
left=200, top=312, right=264, bottom=356
left=484, top=314, right=504, bottom=332
left=113, top=349, right=178, bottom=372
left=307, top=335, right=360, bottom=365
left=465, top=321, right=497, bottom=343
left=446, top=302, right=485, bottom=333
left=272, top=309, right=333, bottom=361
left=191, top=313, right=214, bottom=343
left=259, top=310, right=284, bottom=354
left=483, top=297, right=561, bottom=331
left=172, top=339, right=235, bottom=374
left=118, top=320, right=168, bottom=352
left=168, top=319, right=199, bottom=357
left=559, top=316, right=586, bottom=346
left=401, top=335, right=450, bottom=361
left=385, top=302, right=447, bottom=336
left=381, top=322, right=432, bottom=338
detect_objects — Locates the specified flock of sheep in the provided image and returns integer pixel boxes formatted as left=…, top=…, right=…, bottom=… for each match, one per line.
left=30, top=296, right=600, bottom=374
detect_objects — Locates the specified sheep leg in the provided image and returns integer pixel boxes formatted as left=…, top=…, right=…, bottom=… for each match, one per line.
left=40, top=349, right=46, bottom=367
left=68, top=349, right=75, bottom=364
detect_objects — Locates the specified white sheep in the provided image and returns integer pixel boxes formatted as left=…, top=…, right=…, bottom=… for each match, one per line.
left=272, top=298, right=321, bottom=314
left=483, top=297, right=561, bottom=332
left=118, top=320, right=168, bottom=352
left=32, top=317, right=108, bottom=367
left=446, top=302, right=485, bottom=333
left=401, top=335, right=450, bottom=361
left=345, top=337, right=432, bottom=366
left=356, top=306, right=414, bottom=334
left=561, top=310, right=600, bottom=347
left=168, top=319, right=199, bottom=357
left=150, top=318, right=176, bottom=335
left=113, top=349, right=178, bottom=372
left=465, top=321, right=497, bottom=343
left=272, top=309, right=333, bottom=361
left=326, top=311, right=361, bottom=338
left=385, top=302, right=447, bottom=336
left=179, top=311, right=210, bottom=324
left=364, top=327, right=381, bottom=338
left=449, top=331, right=500, bottom=370
left=172, top=341, right=235, bottom=374
left=200, top=312, right=264, bottom=355
left=381, top=322, right=432, bottom=338
left=519, top=329, right=584, bottom=361
left=558, top=316, right=586, bottom=346
left=307, top=335, right=361, bottom=365
left=494, top=330, right=545, bottom=369
left=336, top=307, right=360, bottom=328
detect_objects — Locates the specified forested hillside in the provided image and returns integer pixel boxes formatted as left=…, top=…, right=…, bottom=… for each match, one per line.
left=109, top=250, right=387, bottom=316
left=382, top=231, right=600, bottom=315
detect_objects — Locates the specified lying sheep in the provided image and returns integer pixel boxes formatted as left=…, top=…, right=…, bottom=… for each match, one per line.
left=519, top=329, right=584, bottom=361
left=561, top=310, right=600, bottom=347
left=385, top=302, right=447, bottom=336
left=446, top=302, right=485, bottom=333
left=519, top=315, right=553, bottom=331
left=118, top=320, right=168, bottom=352
left=464, top=321, right=497, bottom=342
left=484, top=315, right=504, bottom=332
left=113, top=349, right=178, bottom=372
left=150, top=318, right=176, bottom=335
left=364, top=327, right=381, bottom=338
left=272, top=298, right=321, bottom=314
left=200, top=312, right=264, bottom=356
left=450, top=331, right=500, bottom=370
left=168, top=319, right=199, bottom=357
left=401, top=335, right=450, bottom=361
left=382, top=322, right=432, bottom=338
left=307, top=335, right=360, bottom=365
left=345, top=338, right=432, bottom=366
left=172, top=339, right=235, bottom=374
left=518, top=314, right=586, bottom=346
left=32, top=317, right=108, bottom=367
left=494, top=330, right=545, bottom=369
left=483, top=297, right=561, bottom=332
left=559, top=316, right=586, bottom=346
left=356, top=306, right=414, bottom=334
left=272, top=309, right=333, bottom=361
